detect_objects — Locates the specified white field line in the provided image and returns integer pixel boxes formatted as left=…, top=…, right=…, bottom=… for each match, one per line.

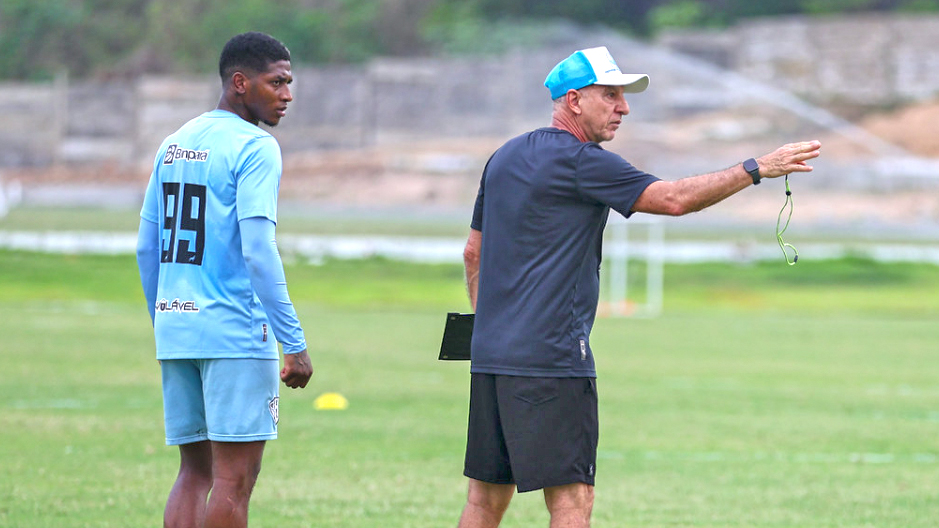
left=2, top=230, right=939, bottom=264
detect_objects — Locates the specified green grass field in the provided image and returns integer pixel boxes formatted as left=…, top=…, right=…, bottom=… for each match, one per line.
left=1, top=248, right=938, bottom=527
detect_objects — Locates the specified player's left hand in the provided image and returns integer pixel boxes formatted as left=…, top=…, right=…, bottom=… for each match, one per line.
left=281, top=350, right=313, bottom=388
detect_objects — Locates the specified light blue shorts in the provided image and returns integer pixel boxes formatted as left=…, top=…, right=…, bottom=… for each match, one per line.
left=161, top=358, right=280, bottom=445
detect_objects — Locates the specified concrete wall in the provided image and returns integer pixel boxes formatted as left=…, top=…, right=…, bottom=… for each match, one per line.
left=5, top=13, right=939, bottom=169
left=659, top=14, right=939, bottom=106
left=0, top=50, right=558, bottom=169
left=0, top=78, right=64, bottom=166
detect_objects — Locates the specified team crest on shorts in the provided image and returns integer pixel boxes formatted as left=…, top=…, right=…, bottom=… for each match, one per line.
left=269, top=397, right=279, bottom=425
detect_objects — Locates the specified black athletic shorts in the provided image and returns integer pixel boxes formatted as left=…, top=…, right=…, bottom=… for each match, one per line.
left=463, top=373, right=598, bottom=493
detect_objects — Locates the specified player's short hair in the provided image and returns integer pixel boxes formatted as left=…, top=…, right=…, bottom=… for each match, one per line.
left=218, top=32, right=291, bottom=81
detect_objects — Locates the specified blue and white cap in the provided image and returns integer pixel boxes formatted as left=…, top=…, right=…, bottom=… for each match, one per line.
left=544, top=46, right=649, bottom=100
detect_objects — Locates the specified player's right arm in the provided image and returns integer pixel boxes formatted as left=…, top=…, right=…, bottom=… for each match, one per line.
left=136, top=217, right=160, bottom=325
left=632, top=140, right=820, bottom=216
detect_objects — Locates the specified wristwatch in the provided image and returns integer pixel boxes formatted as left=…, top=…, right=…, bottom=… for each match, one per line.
left=743, top=158, right=761, bottom=185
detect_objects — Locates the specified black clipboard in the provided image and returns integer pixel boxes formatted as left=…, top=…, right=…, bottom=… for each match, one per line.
left=438, top=312, right=474, bottom=360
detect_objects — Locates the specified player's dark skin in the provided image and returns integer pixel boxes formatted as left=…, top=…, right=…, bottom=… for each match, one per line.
left=218, top=59, right=294, bottom=128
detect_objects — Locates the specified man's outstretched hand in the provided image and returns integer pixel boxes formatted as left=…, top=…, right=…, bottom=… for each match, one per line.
left=758, top=140, right=822, bottom=179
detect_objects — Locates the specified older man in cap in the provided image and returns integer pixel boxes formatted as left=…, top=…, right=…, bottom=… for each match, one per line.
left=456, top=46, right=821, bottom=527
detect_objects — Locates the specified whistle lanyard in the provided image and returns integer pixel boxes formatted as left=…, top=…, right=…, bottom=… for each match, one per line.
left=776, top=175, right=798, bottom=265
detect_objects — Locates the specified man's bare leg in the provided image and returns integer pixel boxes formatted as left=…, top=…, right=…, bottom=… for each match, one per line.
left=203, top=441, right=266, bottom=528
left=457, top=478, right=515, bottom=528
left=165, top=440, right=213, bottom=528
left=544, top=482, right=594, bottom=528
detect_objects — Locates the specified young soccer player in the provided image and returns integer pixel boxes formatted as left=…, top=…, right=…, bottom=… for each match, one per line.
left=136, top=32, right=313, bottom=528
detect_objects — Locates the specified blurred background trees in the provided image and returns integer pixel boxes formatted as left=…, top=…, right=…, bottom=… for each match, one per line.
left=2, top=0, right=939, bottom=81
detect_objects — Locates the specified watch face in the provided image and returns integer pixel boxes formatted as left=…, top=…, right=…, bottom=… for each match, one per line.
left=744, top=158, right=761, bottom=184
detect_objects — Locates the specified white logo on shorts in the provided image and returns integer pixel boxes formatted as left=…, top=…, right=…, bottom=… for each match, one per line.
left=269, top=397, right=279, bottom=425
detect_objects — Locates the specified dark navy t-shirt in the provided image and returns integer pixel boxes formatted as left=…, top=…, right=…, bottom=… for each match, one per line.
left=470, top=127, right=660, bottom=377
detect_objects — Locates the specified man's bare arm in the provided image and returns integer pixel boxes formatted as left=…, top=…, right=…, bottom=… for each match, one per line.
left=633, top=140, right=821, bottom=216
left=463, top=229, right=482, bottom=311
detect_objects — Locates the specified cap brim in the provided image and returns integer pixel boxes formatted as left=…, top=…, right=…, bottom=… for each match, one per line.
left=597, top=73, right=650, bottom=93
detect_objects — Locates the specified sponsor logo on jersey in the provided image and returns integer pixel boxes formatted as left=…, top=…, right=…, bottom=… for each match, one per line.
left=155, top=298, right=200, bottom=313
left=162, top=144, right=210, bottom=165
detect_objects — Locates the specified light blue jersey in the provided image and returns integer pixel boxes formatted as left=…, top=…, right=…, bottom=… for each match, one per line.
left=140, top=109, right=299, bottom=360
